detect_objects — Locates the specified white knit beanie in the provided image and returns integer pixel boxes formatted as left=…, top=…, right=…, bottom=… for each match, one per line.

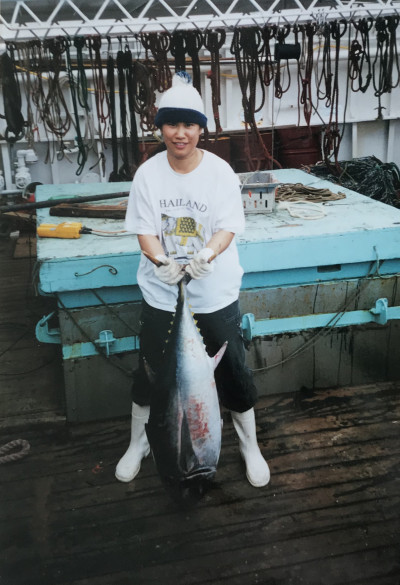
left=155, top=71, right=207, bottom=128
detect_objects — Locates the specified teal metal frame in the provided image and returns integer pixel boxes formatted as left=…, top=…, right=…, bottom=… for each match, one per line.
left=241, top=297, right=400, bottom=341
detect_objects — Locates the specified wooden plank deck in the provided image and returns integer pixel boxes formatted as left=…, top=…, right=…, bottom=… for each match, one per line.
left=1, top=382, right=399, bottom=585
left=1, top=232, right=400, bottom=585
left=0, top=233, right=65, bottom=429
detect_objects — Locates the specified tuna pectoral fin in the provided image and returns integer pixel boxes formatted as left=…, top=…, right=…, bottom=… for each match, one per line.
left=212, top=341, right=228, bottom=370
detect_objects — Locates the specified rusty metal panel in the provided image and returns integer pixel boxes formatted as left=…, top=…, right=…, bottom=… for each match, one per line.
left=239, top=276, right=400, bottom=320
left=242, top=275, right=400, bottom=396
left=58, top=302, right=142, bottom=345
left=63, top=353, right=137, bottom=422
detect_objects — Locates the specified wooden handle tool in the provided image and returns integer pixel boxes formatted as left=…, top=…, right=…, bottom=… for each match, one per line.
left=142, top=249, right=217, bottom=267
left=142, top=250, right=165, bottom=267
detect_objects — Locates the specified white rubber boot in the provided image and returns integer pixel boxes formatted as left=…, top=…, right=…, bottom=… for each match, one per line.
left=115, top=402, right=151, bottom=482
left=231, top=408, right=270, bottom=487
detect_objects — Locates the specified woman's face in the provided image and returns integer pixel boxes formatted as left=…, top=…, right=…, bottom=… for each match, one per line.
left=161, top=122, right=202, bottom=163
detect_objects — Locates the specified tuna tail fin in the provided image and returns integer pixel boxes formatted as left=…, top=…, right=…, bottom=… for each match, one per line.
left=212, top=341, right=228, bottom=371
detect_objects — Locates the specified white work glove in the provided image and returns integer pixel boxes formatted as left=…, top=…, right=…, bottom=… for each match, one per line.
left=154, top=255, right=184, bottom=285
left=185, top=248, right=215, bottom=280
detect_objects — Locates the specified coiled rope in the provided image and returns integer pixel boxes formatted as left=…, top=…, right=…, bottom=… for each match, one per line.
left=275, top=182, right=346, bottom=219
left=276, top=182, right=346, bottom=203
left=0, top=439, right=30, bottom=464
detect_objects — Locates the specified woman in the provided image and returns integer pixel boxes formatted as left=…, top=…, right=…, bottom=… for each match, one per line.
left=116, top=72, right=270, bottom=488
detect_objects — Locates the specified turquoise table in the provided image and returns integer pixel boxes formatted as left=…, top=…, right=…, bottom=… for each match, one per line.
left=35, top=170, right=400, bottom=422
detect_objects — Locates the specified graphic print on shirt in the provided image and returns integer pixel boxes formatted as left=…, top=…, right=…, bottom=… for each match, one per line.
left=161, top=213, right=205, bottom=262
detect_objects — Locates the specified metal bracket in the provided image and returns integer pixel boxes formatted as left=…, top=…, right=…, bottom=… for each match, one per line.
left=94, top=330, right=117, bottom=357
left=35, top=312, right=62, bottom=344
left=370, top=297, right=388, bottom=325
left=241, top=297, right=400, bottom=341
left=241, top=313, right=256, bottom=343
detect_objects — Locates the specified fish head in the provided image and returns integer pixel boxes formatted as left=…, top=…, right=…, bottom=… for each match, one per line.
left=164, top=466, right=217, bottom=507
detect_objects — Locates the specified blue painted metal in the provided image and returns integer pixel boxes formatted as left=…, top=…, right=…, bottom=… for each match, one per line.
left=241, top=259, right=400, bottom=291
left=35, top=314, right=141, bottom=355
left=95, top=330, right=117, bottom=357
left=54, top=285, right=143, bottom=309
left=370, top=297, right=390, bottom=325
left=38, top=253, right=141, bottom=294
left=34, top=171, right=400, bottom=355
left=35, top=312, right=61, bottom=344
left=62, top=335, right=140, bottom=359
left=34, top=171, right=400, bottom=300
left=241, top=298, right=400, bottom=341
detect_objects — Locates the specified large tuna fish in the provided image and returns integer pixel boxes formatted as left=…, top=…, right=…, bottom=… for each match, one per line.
left=145, top=277, right=227, bottom=504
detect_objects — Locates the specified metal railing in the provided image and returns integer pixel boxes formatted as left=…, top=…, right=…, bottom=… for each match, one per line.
left=1, top=0, right=399, bottom=41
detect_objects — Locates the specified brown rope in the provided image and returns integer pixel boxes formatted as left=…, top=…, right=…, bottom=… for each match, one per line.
left=297, top=23, right=316, bottom=126
left=230, top=27, right=280, bottom=170
left=276, top=182, right=346, bottom=202
left=141, top=32, right=172, bottom=93
left=204, top=29, right=225, bottom=137
left=0, top=439, right=30, bottom=464
left=262, top=24, right=277, bottom=86
left=274, top=25, right=292, bottom=99
left=349, top=18, right=373, bottom=93
left=88, top=36, right=110, bottom=153
left=323, top=20, right=348, bottom=173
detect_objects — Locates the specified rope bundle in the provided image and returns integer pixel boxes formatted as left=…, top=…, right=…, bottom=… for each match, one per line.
left=275, top=182, right=346, bottom=219
left=1, top=17, right=399, bottom=177
left=276, top=182, right=346, bottom=202
left=0, top=439, right=30, bottom=464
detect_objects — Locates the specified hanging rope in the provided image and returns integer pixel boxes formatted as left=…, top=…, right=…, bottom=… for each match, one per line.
left=116, top=41, right=134, bottom=180
left=204, top=29, right=225, bottom=137
left=322, top=20, right=348, bottom=173
left=316, top=22, right=333, bottom=105
left=297, top=23, right=316, bottom=126
left=141, top=32, right=172, bottom=92
left=88, top=36, right=110, bottom=158
left=231, top=27, right=280, bottom=170
left=349, top=18, right=373, bottom=93
left=29, top=39, right=52, bottom=155
left=131, top=60, right=157, bottom=134
left=2, top=21, right=399, bottom=178
left=0, top=46, right=25, bottom=142
left=183, top=30, right=204, bottom=94
left=42, top=38, right=73, bottom=143
left=171, top=31, right=187, bottom=72
left=15, top=43, right=36, bottom=148
left=274, top=25, right=292, bottom=99
left=106, top=39, right=123, bottom=182
left=64, top=37, right=89, bottom=176
left=262, top=24, right=277, bottom=87
left=373, top=15, right=400, bottom=113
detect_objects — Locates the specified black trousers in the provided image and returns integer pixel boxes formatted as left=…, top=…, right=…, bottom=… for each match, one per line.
left=132, top=299, right=258, bottom=413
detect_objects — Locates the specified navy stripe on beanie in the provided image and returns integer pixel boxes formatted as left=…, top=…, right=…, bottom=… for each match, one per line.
left=155, top=107, right=207, bottom=128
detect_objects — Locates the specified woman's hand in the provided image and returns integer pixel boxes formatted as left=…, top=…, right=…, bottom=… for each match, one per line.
left=185, top=248, right=215, bottom=280
left=154, top=255, right=185, bottom=285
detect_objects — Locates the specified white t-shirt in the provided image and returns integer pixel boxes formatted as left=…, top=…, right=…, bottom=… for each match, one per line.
left=125, top=150, right=245, bottom=313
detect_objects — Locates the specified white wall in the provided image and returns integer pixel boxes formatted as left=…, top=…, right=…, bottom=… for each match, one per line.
left=1, top=32, right=399, bottom=188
